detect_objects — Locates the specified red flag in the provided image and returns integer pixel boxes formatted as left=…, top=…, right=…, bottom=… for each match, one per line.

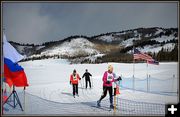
left=3, top=33, right=28, bottom=87
left=4, top=59, right=29, bottom=87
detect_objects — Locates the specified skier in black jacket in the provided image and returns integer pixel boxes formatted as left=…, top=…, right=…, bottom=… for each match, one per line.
left=82, top=69, right=92, bottom=89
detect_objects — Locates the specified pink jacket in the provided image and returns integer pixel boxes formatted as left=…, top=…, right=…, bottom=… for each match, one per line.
left=102, top=71, right=116, bottom=87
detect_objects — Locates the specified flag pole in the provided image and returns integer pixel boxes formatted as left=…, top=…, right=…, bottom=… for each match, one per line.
left=133, top=59, right=135, bottom=91
left=133, top=47, right=134, bottom=77
left=24, top=87, right=26, bottom=114
left=2, top=30, right=5, bottom=115
left=113, top=94, right=116, bottom=115
left=133, top=47, right=135, bottom=91
left=146, top=61, right=148, bottom=92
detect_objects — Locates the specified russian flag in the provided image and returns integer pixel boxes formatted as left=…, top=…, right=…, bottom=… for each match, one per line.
left=4, top=58, right=29, bottom=87
left=3, top=33, right=24, bottom=63
left=3, top=33, right=29, bottom=87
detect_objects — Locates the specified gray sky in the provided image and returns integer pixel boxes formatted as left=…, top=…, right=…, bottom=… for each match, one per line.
left=3, top=2, right=178, bottom=44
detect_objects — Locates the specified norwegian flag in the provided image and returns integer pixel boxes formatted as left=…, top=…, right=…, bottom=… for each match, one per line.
left=133, top=48, right=153, bottom=61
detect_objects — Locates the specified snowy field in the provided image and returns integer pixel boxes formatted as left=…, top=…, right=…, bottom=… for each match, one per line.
left=3, top=59, right=178, bottom=115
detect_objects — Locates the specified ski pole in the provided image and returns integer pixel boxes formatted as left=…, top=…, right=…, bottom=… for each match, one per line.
left=82, top=78, right=84, bottom=88
left=80, top=80, right=84, bottom=94
left=91, top=77, right=93, bottom=88
left=113, top=94, right=116, bottom=115
left=80, top=80, right=82, bottom=88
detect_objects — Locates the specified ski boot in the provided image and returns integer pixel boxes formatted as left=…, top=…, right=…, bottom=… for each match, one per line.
left=76, top=93, right=79, bottom=97
left=97, top=100, right=101, bottom=107
left=110, top=104, right=114, bottom=109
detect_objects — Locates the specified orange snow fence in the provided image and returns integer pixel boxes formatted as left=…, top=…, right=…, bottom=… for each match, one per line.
left=116, top=86, right=120, bottom=95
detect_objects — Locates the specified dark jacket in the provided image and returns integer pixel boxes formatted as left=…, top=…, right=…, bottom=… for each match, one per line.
left=82, top=72, right=92, bottom=80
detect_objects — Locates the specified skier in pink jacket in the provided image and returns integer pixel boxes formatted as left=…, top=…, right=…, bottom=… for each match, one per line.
left=97, top=65, right=121, bottom=109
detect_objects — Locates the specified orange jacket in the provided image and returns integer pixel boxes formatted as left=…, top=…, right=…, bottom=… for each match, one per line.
left=70, top=73, right=80, bottom=84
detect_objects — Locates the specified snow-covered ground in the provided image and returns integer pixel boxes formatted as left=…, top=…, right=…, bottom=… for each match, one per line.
left=3, top=59, right=178, bottom=115
left=98, top=35, right=114, bottom=42
left=121, top=37, right=141, bottom=47
left=137, top=43, right=176, bottom=53
left=152, top=35, right=177, bottom=43
left=40, top=38, right=99, bottom=57
left=127, top=43, right=176, bottom=54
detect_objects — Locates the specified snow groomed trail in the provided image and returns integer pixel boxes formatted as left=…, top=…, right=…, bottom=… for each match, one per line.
left=4, top=90, right=166, bottom=116
left=3, top=59, right=178, bottom=116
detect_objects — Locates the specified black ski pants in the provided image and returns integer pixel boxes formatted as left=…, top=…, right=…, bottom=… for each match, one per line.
left=99, top=86, right=113, bottom=105
left=72, top=84, right=78, bottom=96
left=85, top=79, right=91, bottom=88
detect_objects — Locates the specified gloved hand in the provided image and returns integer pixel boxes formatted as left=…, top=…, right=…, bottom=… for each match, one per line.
left=70, top=81, right=71, bottom=85
left=106, top=81, right=111, bottom=84
left=117, top=76, right=122, bottom=81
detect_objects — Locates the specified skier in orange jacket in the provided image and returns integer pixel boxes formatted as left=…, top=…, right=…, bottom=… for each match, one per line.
left=70, top=69, right=81, bottom=98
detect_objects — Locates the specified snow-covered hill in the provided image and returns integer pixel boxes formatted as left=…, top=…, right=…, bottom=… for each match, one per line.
left=134, top=43, right=176, bottom=53
left=10, top=27, right=178, bottom=63
left=93, top=27, right=177, bottom=53
left=39, top=38, right=99, bottom=57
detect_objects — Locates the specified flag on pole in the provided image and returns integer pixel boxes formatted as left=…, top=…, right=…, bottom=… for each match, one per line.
left=3, top=33, right=24, bottom=63
left=133, top=48, right=153, bottom=60
left=4, top=58, right=29, bottom=87
left=133, top=48, right=159, bottom=65
left=147, top=59, right=159, bottom=65
left=3, top=33, right=29, bottom=87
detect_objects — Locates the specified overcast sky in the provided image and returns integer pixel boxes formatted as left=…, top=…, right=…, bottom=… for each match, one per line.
left=3, top=2, right=178, bottom=44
